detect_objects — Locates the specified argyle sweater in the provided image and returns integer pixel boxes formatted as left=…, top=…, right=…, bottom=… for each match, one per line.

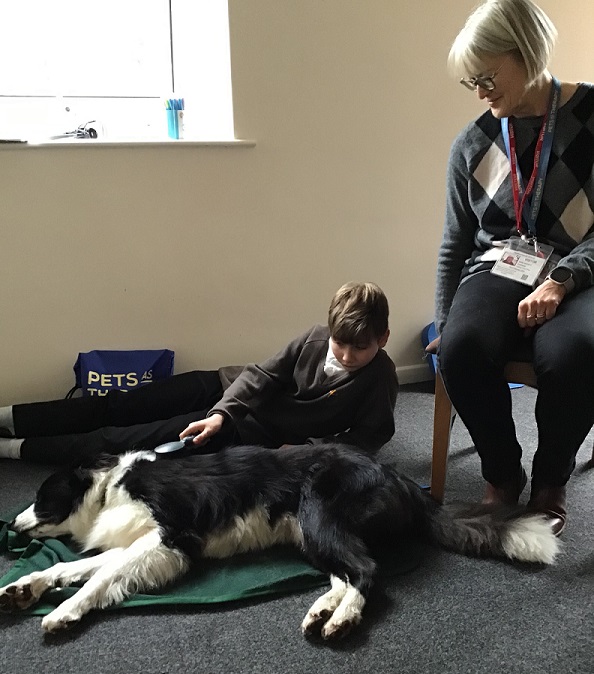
left=435, top=83, right=594, bottom=334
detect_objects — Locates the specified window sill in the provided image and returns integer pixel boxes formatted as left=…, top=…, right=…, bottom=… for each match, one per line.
left=0, top=138, right=256, bottom=149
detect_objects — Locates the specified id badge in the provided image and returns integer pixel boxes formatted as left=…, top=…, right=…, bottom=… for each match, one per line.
left=490, top=236, right=553, bottom=287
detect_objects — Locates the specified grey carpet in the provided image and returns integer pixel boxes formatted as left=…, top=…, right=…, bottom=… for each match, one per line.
left=1, top=383, right=593, bottom=674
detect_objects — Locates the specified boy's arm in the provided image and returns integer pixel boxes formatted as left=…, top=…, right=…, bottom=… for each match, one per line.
left=208, top=328, right=311, bottom=422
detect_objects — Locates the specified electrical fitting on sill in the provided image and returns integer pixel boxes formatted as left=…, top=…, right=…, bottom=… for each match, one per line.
left=50, top=120, right=102, bottom=140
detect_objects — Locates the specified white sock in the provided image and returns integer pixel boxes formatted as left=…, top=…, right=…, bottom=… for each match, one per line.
left=0, top=406, right=15, bottom=434
left=0, top=438, right=23, bottom=459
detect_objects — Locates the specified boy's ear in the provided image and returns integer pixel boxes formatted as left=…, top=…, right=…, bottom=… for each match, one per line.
left=378, top=329, right=390, bottom=349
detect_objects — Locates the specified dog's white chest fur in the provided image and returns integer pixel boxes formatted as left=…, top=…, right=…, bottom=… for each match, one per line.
left=83, top=494, right=158, bottom=552
left=72, top=453, right=161, bottom=553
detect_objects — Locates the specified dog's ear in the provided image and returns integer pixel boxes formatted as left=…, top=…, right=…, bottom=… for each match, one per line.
left=70, top=453, right=120, bottom=473
left=91, top=453, right=121, bottom=471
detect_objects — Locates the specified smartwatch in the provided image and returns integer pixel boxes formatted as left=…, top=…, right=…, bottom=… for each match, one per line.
left=545, top=267, right=575, bottom=292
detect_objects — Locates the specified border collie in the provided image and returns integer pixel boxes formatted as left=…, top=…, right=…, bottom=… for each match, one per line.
left=0, top=444, right=559, bottom=638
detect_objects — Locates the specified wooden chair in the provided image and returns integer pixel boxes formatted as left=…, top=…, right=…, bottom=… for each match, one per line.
left=430, top=360, right=536, bottom=503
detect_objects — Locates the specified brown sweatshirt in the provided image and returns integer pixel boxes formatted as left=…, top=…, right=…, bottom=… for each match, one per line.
left=211, top=324, right=398, bottom=452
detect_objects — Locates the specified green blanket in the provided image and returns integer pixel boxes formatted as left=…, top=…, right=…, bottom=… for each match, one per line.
left=0, top=510, right=422, bottom=616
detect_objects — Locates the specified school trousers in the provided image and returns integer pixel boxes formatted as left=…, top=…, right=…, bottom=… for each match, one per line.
left=14, top=370, right=231, bottom=465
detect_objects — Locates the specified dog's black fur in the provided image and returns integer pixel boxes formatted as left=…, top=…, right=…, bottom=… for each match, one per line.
left=0, top=443, right=559, bottom=637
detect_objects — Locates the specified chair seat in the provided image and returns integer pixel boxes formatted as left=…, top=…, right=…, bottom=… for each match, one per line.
left=504, top=361, right=537, bottom=388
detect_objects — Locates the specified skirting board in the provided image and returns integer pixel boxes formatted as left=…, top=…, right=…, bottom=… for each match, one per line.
left=396, top=363, right=433, bottom=385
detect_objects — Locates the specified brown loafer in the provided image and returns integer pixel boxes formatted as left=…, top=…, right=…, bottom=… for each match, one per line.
left=527, top=485, right=567, bottom=537
left=483, top=466, right=528, bottom=506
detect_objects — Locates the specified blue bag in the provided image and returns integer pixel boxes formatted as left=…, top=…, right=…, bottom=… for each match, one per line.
left=67, top=349, right=175, bottom=397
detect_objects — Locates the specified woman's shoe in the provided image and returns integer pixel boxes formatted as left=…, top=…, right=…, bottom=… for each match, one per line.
left=482, top=466, right=528, bottom=506
left=527, top=485, right=567, bottom=537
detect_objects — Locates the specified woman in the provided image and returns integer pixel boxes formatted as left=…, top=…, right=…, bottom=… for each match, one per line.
left=428, top=0, right=594, bottom=536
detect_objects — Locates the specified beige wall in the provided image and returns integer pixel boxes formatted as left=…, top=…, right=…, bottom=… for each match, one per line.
left=1, top=0, right=592, bottom=405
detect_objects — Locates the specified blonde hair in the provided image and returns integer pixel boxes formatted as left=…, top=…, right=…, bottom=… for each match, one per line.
left=328, top=282, right=389, bottom=344
left=448, top=0, right=557, bottom=84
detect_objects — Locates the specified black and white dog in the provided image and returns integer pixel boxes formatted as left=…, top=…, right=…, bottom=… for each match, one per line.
left=0, top=444, right=559, bottom=638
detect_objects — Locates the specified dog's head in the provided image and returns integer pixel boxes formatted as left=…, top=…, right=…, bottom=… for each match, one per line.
left=11, top=454, right=118, bottom=538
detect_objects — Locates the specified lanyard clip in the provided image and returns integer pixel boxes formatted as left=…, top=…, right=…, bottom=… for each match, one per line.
left=521, top=233, right=540, bottom=255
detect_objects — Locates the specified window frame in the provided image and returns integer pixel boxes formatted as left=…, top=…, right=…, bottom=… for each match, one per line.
left=0, top=0, right=236, bottom=142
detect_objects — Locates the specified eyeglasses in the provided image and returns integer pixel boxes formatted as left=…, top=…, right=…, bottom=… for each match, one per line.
left=459, top=65, right=502, bottom=91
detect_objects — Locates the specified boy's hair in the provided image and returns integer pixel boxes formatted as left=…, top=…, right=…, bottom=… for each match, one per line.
left=328, top=282, right=389, bottom=344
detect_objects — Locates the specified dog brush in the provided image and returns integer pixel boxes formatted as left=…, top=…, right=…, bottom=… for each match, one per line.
left=153, top=434, right=198, bottom=455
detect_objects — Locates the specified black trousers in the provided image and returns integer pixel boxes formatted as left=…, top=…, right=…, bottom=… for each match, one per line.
left=14, top=370, right=229, bottom=465
left=439, top=272, right=594, bottom=488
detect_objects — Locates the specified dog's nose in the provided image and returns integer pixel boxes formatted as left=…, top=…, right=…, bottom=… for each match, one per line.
left=8, top=518, right=29, bottom=533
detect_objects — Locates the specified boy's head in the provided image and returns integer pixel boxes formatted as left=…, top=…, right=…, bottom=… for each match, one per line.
left=328, top=282, right=390, bottom=371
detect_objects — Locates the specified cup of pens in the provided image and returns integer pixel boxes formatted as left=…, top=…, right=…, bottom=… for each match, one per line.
left=165, top=98, right=185, bottom=139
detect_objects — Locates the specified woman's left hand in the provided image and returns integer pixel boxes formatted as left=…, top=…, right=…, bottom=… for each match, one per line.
left=517, top=279, right=567, bottom=329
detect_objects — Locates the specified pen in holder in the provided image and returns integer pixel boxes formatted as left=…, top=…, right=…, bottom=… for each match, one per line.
left=176, top=109, right=185, bottom=139
left=165, top=98, right=185, bottom=139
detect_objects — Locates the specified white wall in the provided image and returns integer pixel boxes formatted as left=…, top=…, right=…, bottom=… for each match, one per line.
left=0, top=0, right=591, bottom=405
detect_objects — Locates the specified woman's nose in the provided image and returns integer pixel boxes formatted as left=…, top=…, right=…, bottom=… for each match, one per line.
left=476, top=85, right=490, bottom=100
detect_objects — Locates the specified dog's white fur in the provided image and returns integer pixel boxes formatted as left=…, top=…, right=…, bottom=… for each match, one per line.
left=202, top=509, right=303, bottom=558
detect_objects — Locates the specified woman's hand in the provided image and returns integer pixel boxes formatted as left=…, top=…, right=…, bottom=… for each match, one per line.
left=180, top=413, right=224, bottom=446
left=517, top=280, right=567, bottom=329
left=425, top=336, right=441, bottom=354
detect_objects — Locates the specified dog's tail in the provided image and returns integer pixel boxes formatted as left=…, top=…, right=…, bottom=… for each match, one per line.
left=429, top=503, right=560, bottom=565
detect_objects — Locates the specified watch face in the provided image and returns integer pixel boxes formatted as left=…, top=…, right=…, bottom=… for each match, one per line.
left=550, top=267, right=572, bottom=283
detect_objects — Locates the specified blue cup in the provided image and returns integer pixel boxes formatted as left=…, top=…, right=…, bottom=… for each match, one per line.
left=166, top=109, right=178, bottom=139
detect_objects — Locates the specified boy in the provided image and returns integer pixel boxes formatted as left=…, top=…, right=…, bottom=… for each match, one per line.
left=0, top=282, right=398, bottom=465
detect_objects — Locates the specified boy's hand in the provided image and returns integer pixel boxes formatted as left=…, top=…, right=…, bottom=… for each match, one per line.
left=180, top=413, right=224, bottom=446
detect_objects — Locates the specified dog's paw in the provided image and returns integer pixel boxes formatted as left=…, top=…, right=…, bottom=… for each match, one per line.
left=301, top=609, right=334, bottom=637
left=320, top=615, right=360, bottom=640
left=301, top=584, right=364, bottom=640
left=301, top=608, right=359, bottom=640
left=41, top=605, right=82, bottom=633
left=0, top=579, right=42, bottom=611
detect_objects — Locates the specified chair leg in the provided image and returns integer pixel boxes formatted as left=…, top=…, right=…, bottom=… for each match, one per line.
left=430, top=370, right=455, bottom=503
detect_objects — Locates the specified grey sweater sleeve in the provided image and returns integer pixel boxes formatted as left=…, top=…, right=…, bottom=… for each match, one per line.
left=555, top=224, right=594, bottom=292
left=434, top=133, right=479, bottom=335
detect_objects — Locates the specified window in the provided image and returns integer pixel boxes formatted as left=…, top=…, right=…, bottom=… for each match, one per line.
left=0, top=0, right=234, bottom=141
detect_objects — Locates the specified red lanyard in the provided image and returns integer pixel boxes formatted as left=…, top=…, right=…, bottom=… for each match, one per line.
left=507, top=115, right=547, bottom=237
